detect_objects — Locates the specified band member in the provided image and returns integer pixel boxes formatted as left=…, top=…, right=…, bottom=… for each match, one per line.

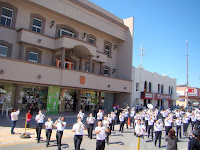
left=148, top=115, right=154, bottom=140
left=72, top=117, right=87, bottom=150
left=95, top=120, right=106, bottom=150
left=135, top=119, right=145, bottom=138
left=10, top=109, right=20, bottom=134
left=154, top=119, right=163, bottom=148
left=107, top=114, right=112, bottom=135
left=175, top=117, right=182, bottom=139
left=86, top=113, right=95, bottom=139
left=45, top=117, right=53, bottom=147
left=102, top=116, right=110, bottom=145
left=165, top=115, right=173, bottom=136
left=97, top=109, right=103, bottom=121
left=35, top=110, right=45, bottom=143
left=124, top=109, right=129, bottom=129
left=54, top=117, right=66, bottom=150
left=111, top=111, right=116, bottom=131
left=77, top=109, right=85, bottom=120
left=130, top=108, right=135, bottom=127
left=191, top=113, right=197, bottom=130
left=119, top=112, right=125, bottom=133
left=144, top=113, right=150, bottom=132
left=183, top=114, right=189, bottom=136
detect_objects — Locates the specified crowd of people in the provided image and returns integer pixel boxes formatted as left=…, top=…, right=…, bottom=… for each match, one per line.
left=10, top=105, right=200, bottom=150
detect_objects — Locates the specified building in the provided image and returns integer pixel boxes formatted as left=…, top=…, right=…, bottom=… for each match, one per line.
left=132, top=67, right=177, bottom=109
left=176, top=85, right=200, bottom=108
left=0, top=0, right=133, bottom=113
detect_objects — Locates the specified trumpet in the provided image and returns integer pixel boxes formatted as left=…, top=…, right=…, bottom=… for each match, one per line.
left=54, top=117, right=61, bottom=126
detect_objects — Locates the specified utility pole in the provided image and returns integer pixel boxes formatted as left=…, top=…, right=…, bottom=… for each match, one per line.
left=186, top=40, right=189, bottom=108
left=138, top=43, right=146, bottom=68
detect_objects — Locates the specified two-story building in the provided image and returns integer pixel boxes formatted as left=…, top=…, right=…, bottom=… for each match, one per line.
left=0, top=0, right=133, bottom=113
left=132, top=66, right=177, bottom=109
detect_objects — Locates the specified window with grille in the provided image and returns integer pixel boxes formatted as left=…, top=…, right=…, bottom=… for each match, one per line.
left=59, top=28, right=76, bottom=38
left=105, top=44, right=110, bottom=56
left=1, top=7, right=13, bottom=27
left=28, top=52, right=38, bottom=63
left=32, top=18, right=42, bottom=33
left=88, top=37, right=95, bottom=45
left=0, top=45, right=8, bottom=56
left=104, top=68, right=109, bottom=76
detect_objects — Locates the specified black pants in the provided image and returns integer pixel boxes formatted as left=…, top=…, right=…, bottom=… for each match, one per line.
left=119, top=121, right=124, bottom=132
left=96, top=140, right=105, bottom=150
left=74, top=135, right=83, bottom=150
left=125, top=117, right=128, bottom=129
left=145, top=120, right=148, bottom=132
left=88, top=124, right=94, bottom=139
left=36, top=123, right=43, bottom=142
left=46, top=129, right=52, bottom=145
left=148, top=125, right=153, bottom=139
left=183, top=123, right=188, bottom=135
left=191, top=121, right=196, bottom=130
left=130, top=117, right=134, bottom=127
left=105, top=132, right=109, bottom=144
left=155, top=131, right=161, bottom=147
left=165, top=126, right=172, bottom=136
left=112, top=120, right=115, bottom=131
left=56, top=131, right=63, bottom=150
left=11, top=120, right=17, bottom=134
left=176, top=126, right=181, bottom=139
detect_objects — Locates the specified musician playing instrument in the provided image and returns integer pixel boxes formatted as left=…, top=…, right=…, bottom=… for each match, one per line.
left=35, top=110, right=45, bottom=143
left=175, top=117, right=182, bottom=139
left=165, top=115, right=173, bottom=136
left=119, top=112, right=125, bottom=133
left=111, top=111, right=116, bottom=131
left=154, top=119, right=163, bottom=148
left=77, top=109, right=85, bottom=120
left=183, top=114, right=190, bottom=136
left=86, top=113, right=95, bottom=139
left=148, top=115, right=154, bottom=140
left=45, top=117, right=53, bottom=147
left=102, top=116, right=110, bottom=145
left=97, top=109, right=103, bottom=121
left=135, top=119, right=145, bottom=138
left=130, top=108, right=135, bottom=127
left=95, top=120, right=106, bottom=150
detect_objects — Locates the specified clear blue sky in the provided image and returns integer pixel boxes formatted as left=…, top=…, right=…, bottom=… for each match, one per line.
left=89, top=0, right=200, bottom=88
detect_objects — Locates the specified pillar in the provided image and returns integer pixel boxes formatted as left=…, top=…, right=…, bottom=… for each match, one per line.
left=100, top=62, right=103, bottom=75
left=89, top=55, right=93, bottom=73
left=19, top=42, right=24, bottom=60
left=79, top=57, right=82, bottom=71
left=99, top=92, right=102, bottom=104
left=61, top=48, right=66, bottom=69
left=14, top=84, right=20, bottom=109
left=52, top=50, right=56, bottom=66
left=77, top=90, right=81, bottom=112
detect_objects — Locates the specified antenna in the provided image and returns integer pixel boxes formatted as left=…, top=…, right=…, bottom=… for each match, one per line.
left=138, top=43, right=146, bottom=68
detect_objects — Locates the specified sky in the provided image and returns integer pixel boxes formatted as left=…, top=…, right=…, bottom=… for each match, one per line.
left=89, top=0, right=200, bottom=88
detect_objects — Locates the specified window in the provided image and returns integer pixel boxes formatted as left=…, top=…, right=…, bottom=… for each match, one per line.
left=136, top=83, right=139, bottom=91
left=104, top=68, right=109, bottom=76
left=144, top=81, right=147, bottom=92
left=149, top=82, right=152, bottom=92
left=158, top=84, right=160, bottom=93
left=88, top=37, right=95, bottom=45
left=169, top=86, right=171, bottom=95
left=161, top=85, right=164, bottom=94
left=55, top=58, right=75, bottom=69
left=32, top=18, right=42, bottom=33
left=171, top=87, right=173, bottom=95
left=105, top=44, right=111, bottom=56
left=0, top=45, right=8, bottom=56
left=28, top=52, right=38, bottom=63
left=59, top=28, right=76, bottom=38
left=1, top=7, right=13, bottom=27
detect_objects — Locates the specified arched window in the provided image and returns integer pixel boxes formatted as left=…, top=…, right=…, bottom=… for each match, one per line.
left=161, top=85, right=164, bottom=94
left=171, top=87, right=173, bottom=95
left=144, top=81, right=147, bottom=92
left=104, top=41, right=112, bottom=57
left=102, top=65, right=111, bottom=76
left=56, top=24, right=79, bottom=39
left=29, top=13, right=46, bottom=34
left=25, top=47, right=42, bottom=63
left=158, top=84, right=160, bottom=93
left=168, top=86, right=171, bottom=95
left=149, top=82, right=152, bottom=92
left=87, top=34, right=96, bottom=45
left=0, top=40, right=12, bottom=57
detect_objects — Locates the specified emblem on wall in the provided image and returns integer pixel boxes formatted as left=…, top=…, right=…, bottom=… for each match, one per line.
left=80, top=76, right=86, bottom=84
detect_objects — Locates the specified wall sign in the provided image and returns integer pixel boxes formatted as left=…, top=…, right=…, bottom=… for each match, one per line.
left=80, top=76, right=86, bottom=84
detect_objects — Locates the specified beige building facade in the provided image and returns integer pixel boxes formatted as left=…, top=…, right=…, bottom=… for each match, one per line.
left=0, top=0, right=133, bottom=112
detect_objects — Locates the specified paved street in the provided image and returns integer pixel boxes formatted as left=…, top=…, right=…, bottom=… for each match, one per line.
left=0, top=112, right=191, bottom=150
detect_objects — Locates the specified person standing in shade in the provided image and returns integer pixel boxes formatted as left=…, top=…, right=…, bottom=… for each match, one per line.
left=45, top=117, right=53, bottom=147
left=130, top=108, right=135, bottom=127
left=111, top=111, right=116, bottom=131
left=154, top=119, right=163, bottom=148
left=144, top=113, right=150, bottom=132
left=97, top=109, right=103, bottom=121
left=35, top=110, right=45, bottom=143
left=72, top=117, right=87, bottom=150
left=86, top=113, right=95, bottom=139
left=191, top=113, right=197, bottom=130
left=165, top=115, right=173, bottom=136
left=183, top=114, right=190, bottom=136
left=124, top=109, right=129, bottom=129
left=165, top=129, right=178, bottom=150
left=54, top=117, right=66, bottom=150
left=175, top=117, right=182, bottom=140
left=119, top=112, right=125, bottom=133
left=148, top=115, right=154, bottom=140
left=95, top=120, right=106, bottom=150
left=10, top=109, right=20, bottom=134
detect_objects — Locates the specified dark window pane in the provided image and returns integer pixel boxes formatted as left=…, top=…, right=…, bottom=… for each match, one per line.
left=29, top=52, right=38, bottom=62
left=2, top=8, right=13, bottom=18
left=0, top=45, right=8, bottom=56
left=0, top=17, right=6, bottom=25
left=32, top=26, right=36, bottom=32
left=33, top=18, right=42, bottom=27
left=6, top=18, right=11, bottom=26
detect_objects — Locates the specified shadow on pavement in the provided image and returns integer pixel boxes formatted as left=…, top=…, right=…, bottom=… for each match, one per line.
left=109, top=141, right=124, bottom=145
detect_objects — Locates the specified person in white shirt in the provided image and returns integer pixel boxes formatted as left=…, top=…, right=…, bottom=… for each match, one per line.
left=10, top=109, right=20, bottom=134
left=35, top=110, right=45, bottom=143
left=144, top=113, right=150, bottom=132
left=86, top=113, right=95, bottom=139
left=54, top=117, right=66, bottom=150
left=130, top=108, right=135, bottom=127
left=72, top=117, right=87, bottom=150
left=111, top=111, right=116, bottom=131
left=124, top=109, right=129, bottom=129
left=148, top=115, right=154, bottom=140
left=97, top=109, right=103, bottom=121
left=45, top=117, right=53, bottom=147
left=135, top=119, right=145, bottom=138
left=191, top=113, right=197, bottom=130
left=176, top=117, right=182, bottom=139
left=95, top=120, right=106, bottom=150
left=119, top=112, right=125, bottom=133
left=154, top=119, right=163, bottom=148
left=103, top=116, right=111, bottom=145
left=77, top=109, right=85, bottom=121
left=107, top=114, right=112, bottom=135
left=183, top=115, right=189, bottom=136
left=165, top=115, right=173, bottom=136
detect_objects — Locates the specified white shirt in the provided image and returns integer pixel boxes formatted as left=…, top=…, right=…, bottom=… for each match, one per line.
left=191, top=116, right=197, bottom=122
left=45, top=121, right=53, bottom=129
left=56, top=121, right=66, bottom=131
left=77, top=112, right=85, bottom=120
left=35, top=114, right=45, bottom=123
left=130, top=110, right=135, bottom=117
left=154, top=123, right=162, bottom=131
left=148, top=119, right=154, bottom=126
left=183, top=117, right=189, bottom=124
left=111, top=114, right=116, bottom=120
left=107, top=117, right=112, bottom=124
left=87, top=117, right=95, bottom=124
left=97, top=112, right=103, bottom=120
left=73, top=122, right=85, bottom=135
left=125, top=112, right=129, bottom=117
left=165, top=118, right=172, bottom=127
left=145, top=115, right=150, bottom=121
left=11, top=110, right=20, bottom=121
left=95, top=126, right=106, bottom=140
left=135, top=124, right=145, bottom=136
left=176, top=119, right=182, bottom=126
left=119, top=115, right=124, bottom=122
left=175, top=112, right=180, bottom=118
